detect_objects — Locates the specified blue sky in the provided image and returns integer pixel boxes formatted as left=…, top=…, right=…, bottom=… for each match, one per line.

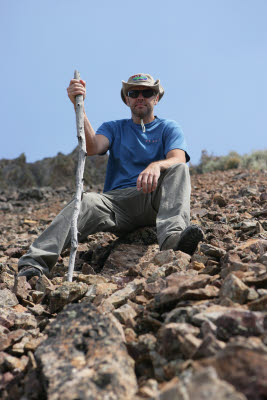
left=1, top=0, right=266, bottom=165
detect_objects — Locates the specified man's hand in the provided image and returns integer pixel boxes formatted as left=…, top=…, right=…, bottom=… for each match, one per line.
left=136, top=151, right=186, bottom=193
left=67, top=79, right=86, bottom=105
left=137, top=163, right=161, bottom=193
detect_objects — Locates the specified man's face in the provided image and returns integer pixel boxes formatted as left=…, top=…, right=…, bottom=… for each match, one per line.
left=125, top=85, right=159, bottom=119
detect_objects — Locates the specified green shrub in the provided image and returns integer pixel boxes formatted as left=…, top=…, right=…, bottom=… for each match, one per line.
left=191, top=149, right=266, bottom=174
left=241, top=150, right=267, bottom=170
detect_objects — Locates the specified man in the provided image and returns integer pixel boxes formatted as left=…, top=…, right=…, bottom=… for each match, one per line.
left=18, top=73, right=204, bottom=279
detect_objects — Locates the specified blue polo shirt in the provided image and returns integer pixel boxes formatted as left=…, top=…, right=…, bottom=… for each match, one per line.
left=96, top=117, right=190, bottom=192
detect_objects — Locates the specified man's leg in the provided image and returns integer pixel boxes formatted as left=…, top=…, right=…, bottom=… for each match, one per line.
left=102, top=186, right=157, bottom=232
left=152, top=163, right=203, bottom=255
left=18, top=192, right=117, bottom=276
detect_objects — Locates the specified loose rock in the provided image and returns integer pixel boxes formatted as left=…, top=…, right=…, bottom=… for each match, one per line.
left=35, top=302, right=137, bottom=400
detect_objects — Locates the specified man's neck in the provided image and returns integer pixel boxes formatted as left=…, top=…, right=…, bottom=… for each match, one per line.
left=131, top=114, right=155, bottom=125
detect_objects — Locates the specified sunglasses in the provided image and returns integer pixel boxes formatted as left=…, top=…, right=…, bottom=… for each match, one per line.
left=127, top=89, right=156, bottom=99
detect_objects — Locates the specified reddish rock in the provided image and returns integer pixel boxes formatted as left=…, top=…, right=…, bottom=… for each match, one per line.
left=35, top=274, right=55, bottom=293
left=178, top=284, right=219, bottom=301
left=0, top=270, right=15, bottom=289
left=104, top=243, right=147, bottom=273
left=157, top=322, right=201, bottom=360
left=200, top=243, right=226, bottom=259
left=77, top=274, right=108, bottom=285
left=4, top=247, right=24, bottom=258
left=173, top=250, right=192, bottom=269
left=35, top=302, right=138, bottom=400
left=31, top=290, right=45, bottom=303
left=144, top=278, right=167, bottom=299
left=191, top=260, right=206, bottom=271
left=0, top=371, right=15, bottom=392
left=154, top=273, right=211, bottom=308
left=156, top=377, right=182, bottom=399
left=220, top=252, right=245, bottom=277
left=247, top=294, right=267, bottom=311
left=236, top=238, right=267, bottom=254
left=215, top=309, right=266, bottom=340
left=1, top=352, right=29, bottom=372
left=219, top=273, right=250, bottom=304
left=113, top=303, right=137, bottom=325
left=186, top=367, right=246, bottom=400
left=138, top=378, right=159, bottom=398
left=152, top=249, right=177, bottom=266
left=81, top=263, right=96, bottom=275
left=127, top=333, right=157, bottom=379
left=49, top=281, right=88, bottom=313
left=193, top=333, right=225, bottom=359
left=106, top=278, right=144, bottom=308
left=213, top=193, right=228, bottom=207
left=0, top=288, right=19, bottom=307
left=14, top=276, right=31, bottom=300
left=244, top=272, right=267, bottom=288
left=0, top=329, right=26, bottom=352
left=198, top=346, right=267, bottom=400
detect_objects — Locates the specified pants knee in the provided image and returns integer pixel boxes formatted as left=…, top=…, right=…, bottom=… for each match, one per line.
left=168, top=162, right=189, bottom=173
left=82, top=192, right=101, bottom=207
left=80, top=192, right=110, bottom=221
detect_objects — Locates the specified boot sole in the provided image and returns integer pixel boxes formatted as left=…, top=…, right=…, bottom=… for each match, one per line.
left=176, top=225, right=204, bottom=256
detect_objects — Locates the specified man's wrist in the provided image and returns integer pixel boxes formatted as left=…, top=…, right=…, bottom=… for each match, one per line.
left=152, top=160, right=164, bottom=171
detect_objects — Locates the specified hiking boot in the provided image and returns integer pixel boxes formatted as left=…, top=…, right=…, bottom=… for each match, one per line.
left=161, top=225, right=204, bottom=256
left=18, top=266, right=42, bottom=280
left=176, top=225, right=204, bottom=255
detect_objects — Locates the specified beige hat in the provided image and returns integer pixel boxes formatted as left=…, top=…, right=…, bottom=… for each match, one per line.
left=121, top=73, right=164, bottom=104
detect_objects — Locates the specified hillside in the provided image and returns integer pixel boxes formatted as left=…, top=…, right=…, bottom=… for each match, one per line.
left=0, top=168, right=266, bottom=399
left=0, top=148, right=108, bottom=190
left=1, top=149, right=266, bottom=191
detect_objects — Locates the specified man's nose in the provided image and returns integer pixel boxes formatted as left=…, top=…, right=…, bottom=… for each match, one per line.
left=137, top=92, right=144, bottom=99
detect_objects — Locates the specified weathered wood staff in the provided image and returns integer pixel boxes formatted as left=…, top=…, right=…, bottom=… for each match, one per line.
left=67, top=70, right=87, bottom=282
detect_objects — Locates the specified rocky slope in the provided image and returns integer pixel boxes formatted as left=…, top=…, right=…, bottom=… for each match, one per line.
left=0, top=149, right=108, bottom=190
left=0, top=169, right=266, bottom=400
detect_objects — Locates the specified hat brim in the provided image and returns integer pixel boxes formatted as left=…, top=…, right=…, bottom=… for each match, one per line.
left=121, top=79, right=164, bottom=104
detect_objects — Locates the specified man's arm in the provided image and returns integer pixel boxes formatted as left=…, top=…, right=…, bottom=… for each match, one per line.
left=137, top=149, right=186, bottom=193
left=83, top=115, right=109, bottom=156
left=67, top=79, right=109, bottom=155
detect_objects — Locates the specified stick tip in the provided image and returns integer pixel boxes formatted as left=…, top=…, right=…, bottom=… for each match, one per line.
left=74, top=70, right=80, bottom=80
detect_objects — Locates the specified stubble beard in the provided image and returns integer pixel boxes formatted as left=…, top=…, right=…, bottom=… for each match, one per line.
left=131, top=103, right=152, bottom=120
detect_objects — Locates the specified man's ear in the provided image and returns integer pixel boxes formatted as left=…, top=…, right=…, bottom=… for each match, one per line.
left=125, top=96, right=130, bottom=106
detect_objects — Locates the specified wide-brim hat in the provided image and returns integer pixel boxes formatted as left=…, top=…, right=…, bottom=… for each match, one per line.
left=121, top=73, right=164, bottom=104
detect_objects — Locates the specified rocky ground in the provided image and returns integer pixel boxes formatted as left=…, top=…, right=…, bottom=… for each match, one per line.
left=0, top=169, right=266, bottom=400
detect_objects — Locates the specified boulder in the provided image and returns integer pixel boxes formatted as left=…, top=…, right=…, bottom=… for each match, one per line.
left=35, top=302, right=137, bottom=400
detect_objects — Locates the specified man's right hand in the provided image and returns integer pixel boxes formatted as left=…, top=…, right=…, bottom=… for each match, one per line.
left=67, top=79, right=86, bottom=105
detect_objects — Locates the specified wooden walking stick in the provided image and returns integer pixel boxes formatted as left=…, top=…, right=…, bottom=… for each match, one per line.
left=67, top=70, right=87, bottom=282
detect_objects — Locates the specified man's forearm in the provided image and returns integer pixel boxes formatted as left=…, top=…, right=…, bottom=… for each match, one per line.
left=69, top=79, right=102, bottom=155
left=83, top=112, right=99, bottom=155
left=151, top=156, right=185, bottom=172
left=137, top=150, right=186, bottom=193
left=73, top=103, right=98, bottom=155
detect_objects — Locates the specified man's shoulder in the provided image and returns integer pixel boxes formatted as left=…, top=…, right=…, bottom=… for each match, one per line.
left=97, top=119, right=132, bottom=140
left=104, top=118, right=131, bottom=128
left=155, top=117, right=182, bottom=130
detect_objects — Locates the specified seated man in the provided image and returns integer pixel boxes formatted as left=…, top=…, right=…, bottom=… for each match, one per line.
left=18, top=73, right=204, bottom=279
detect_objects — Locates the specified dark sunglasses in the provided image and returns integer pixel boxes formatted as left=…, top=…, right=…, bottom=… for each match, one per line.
left=127, top=89, right=156, bottom=99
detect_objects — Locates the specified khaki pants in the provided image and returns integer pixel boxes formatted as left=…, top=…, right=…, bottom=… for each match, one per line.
left=18, top=163, right=191, bottom=275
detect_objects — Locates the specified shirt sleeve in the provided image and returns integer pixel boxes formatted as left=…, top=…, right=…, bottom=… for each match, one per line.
left=163, top=120, right=190, bottom=162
